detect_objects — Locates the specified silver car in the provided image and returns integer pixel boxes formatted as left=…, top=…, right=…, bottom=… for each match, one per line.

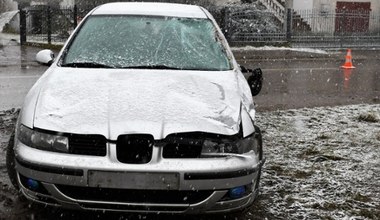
left=6, top=2, right=265, bottom=214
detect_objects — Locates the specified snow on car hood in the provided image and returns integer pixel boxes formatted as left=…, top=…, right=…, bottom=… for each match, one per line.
left=33, top=68, right=247, bottom=140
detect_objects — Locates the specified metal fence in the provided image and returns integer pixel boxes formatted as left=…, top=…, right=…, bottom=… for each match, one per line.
left=291, top=9, right=380, bottom=48
left=19, top=1, right=217, bottom=45
left=19, top=5, right=380, bottom=48
left=20, top=5, right=78, bottom=44
left=221, top=7, right=380, bottom=48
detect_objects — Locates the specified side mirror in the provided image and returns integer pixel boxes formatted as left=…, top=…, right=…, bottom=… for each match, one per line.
left=36, top=49, right=55, bottom=66
left=241, top=66, right=263, bottom=96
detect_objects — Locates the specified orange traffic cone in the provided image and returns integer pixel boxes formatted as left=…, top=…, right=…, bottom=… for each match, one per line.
left=341, top=49, right=355, bottom=69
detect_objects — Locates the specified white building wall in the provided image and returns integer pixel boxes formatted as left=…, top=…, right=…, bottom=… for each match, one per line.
left=293, top=0, right=313, bottom=11
left=295, top=0, right=380, bottom=14
left=294, top=0, right=380, bottom=33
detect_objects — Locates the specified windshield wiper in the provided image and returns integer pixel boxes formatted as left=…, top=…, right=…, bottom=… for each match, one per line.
left=121, top=65, right=228, bottom=71
left=61, top=62, right=115, bottom=68
left=121, top=65, right=182, bottom=70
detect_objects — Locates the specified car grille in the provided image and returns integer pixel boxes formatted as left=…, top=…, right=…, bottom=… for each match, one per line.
left=116, top=134, right=154, bottom=164
left=79, top=203, right=187, bottom=212
left=66, top=132, right=228, bottom=159
left=56, top=185, right=213, bottom=204
left=68, top=134, right=107, bottom=156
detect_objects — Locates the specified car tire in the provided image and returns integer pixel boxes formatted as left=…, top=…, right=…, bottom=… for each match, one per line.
left=253, top=125, right=263, bottom=194
left=6, top=131, right=19, bottom=190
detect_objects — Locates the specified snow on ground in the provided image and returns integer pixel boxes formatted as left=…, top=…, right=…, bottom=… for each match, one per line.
left=0, top=108, right=19, bottom=219
left=232, top=45, right=329, bottom=54
left=0, top=10, right=17, bottom=32
left=0, top=104, right=379, bottom=219
left=251, top=104, right=380, bottom=220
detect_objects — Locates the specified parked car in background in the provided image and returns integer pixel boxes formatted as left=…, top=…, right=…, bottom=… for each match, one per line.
left=6, top=2, right=264, bottom=214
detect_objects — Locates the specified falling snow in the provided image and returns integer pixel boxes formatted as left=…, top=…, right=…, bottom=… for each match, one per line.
left=0, top=104, right=379, bottom=219
left=252, top=104, right=380, bottom=220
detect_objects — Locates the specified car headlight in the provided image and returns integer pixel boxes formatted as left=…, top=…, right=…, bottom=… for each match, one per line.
left=18, top=125, right=69, bottom=153
left=201, top=133, right=259, bottom=155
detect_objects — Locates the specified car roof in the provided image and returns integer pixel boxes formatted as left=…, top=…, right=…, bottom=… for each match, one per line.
left=91, top=2, right=208, bottom=19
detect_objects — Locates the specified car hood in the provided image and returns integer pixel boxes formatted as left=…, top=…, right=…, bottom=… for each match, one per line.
left=33, top=68, right=248, bottom=140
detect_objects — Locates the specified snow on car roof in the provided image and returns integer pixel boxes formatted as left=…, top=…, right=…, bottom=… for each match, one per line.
left=91, top=2, right=208, bottom=19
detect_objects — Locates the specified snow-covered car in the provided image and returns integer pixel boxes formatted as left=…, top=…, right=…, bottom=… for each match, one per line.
left=6, top=2, right=265, bottom=214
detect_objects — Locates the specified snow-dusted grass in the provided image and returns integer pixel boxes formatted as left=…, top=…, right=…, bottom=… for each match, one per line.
left=250, top=104, right=380, bottom=220
left=0, top=10, right=18, bottom=32
left=0, top=104, right=379, bottom=219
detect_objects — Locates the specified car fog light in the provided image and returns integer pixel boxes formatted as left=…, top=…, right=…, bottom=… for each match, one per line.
left=26, top=178, right=39, bottom=191
left=229, top=186, right=246, bottom=199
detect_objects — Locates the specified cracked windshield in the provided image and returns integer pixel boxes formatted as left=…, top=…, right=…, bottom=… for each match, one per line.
left=63, top=16, right=231, bottom=70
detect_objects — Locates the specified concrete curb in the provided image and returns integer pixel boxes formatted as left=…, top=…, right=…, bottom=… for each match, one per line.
left=232, top=48, right=380, bottom=60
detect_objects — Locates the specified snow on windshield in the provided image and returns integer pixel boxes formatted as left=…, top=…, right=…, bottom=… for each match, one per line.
left=63, top=15, right=231, bottom=71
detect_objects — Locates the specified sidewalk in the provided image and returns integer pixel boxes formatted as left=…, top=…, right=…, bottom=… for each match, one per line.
left=0, top=33, right=19, bottom=46
left=232, top=46, right=380, bottom=61
left=2, top=32, right=379, bottom=63
left=0, top=34, right=43, bottom=67
left=0, top=32, right=65, bottom=50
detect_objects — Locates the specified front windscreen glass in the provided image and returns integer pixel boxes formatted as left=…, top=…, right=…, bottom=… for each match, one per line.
left=62, top=15, right=232, bottom=71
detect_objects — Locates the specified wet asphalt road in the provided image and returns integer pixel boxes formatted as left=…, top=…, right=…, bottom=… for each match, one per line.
left=1, top=42, right=379, bottom=112
left=234, top=49, right=380, bottom=111
left=0, top=41, right=48, bottom=110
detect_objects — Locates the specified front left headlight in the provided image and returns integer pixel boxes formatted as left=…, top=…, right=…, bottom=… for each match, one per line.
left=201, top=133, right=259, bottom=155
left=18, top=125, right=69, bottom=153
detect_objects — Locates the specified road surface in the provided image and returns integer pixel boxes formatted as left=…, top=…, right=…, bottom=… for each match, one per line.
left=1, top=43, right=379, bottom=111
left=234, top=49, right=380, bottom=111
left=0, top=40, right=379, bottom=220
left=0, top=41, right=48, bottom=110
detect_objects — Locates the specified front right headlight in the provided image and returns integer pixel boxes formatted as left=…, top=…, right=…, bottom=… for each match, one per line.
left=201, top=133, right=259, bottom=156
left=18, top=125, right=69, bottom=153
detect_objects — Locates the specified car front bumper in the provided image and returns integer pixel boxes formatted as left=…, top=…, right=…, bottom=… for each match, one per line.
left=15, top=141, right=265, bottom=214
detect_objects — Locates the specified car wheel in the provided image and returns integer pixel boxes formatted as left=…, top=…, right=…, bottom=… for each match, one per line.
left=6, top=131, right=19, bottom=190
